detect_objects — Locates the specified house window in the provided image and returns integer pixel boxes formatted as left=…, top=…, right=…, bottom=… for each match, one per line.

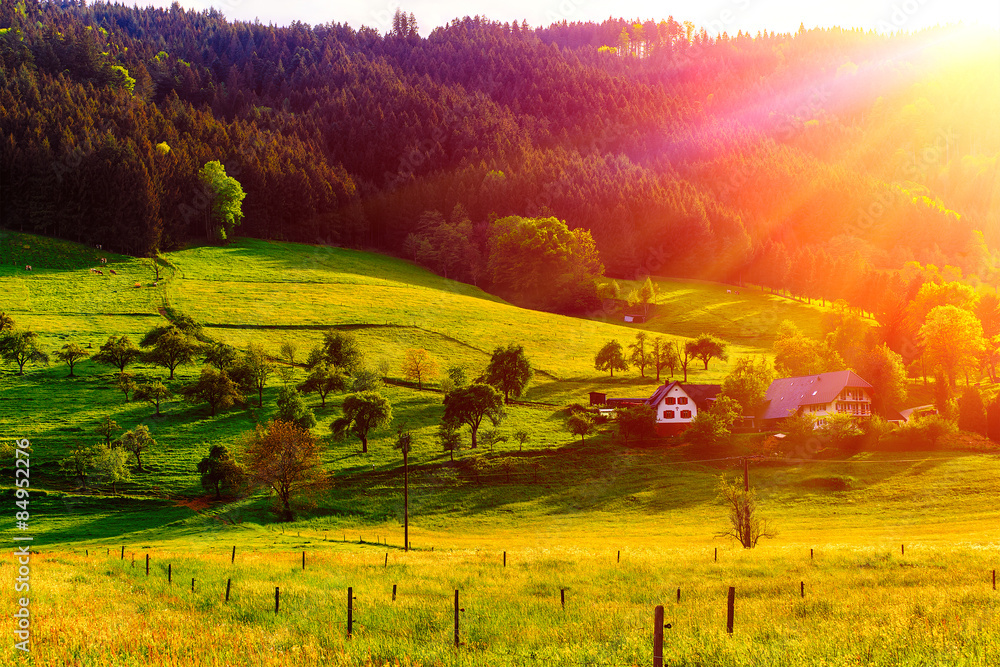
left=678, top=397, right=689, bottom=405
left=680, top=410, right=692, bottom=419
left=665, top=397, right=676, bottom=405
left=664, top=410, right=675, bottom=419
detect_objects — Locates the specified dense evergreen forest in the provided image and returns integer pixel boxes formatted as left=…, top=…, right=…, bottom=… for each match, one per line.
left=1, top=1, right=999, bottom=311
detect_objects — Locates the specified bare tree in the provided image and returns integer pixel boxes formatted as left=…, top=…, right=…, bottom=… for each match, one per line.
left=715, top=475, right=776, bottom=548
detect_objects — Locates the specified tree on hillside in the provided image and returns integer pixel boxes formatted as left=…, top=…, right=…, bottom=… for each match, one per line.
left=278, top=341, right=298, bottom=366
left=655, top=338, right=680, bottom=380
left=628, top=332, right=650, bottom=378
left=686, top=334, right=728, bottom=370
left=93, top=335, right=141, bottom=372
left=484, top=343, right=533, bottom=403
left=235, top=343, right=274, bottom=407
left=716, top=475, right=775, bottom=548
left=181, top=368, right=243, bottom=416
left=487, top=215, right=604, bottom=313
left=133, top=380, right=172, bottom=416
left=244, top=420, right=327, bottom=521
left=276, top=386, right=317, bottom=430
left=567, top=413, right=595, bottom=444
left=438, top=423, right=462, bottom=461
left=637, top=276, right=658, bottom=314
left=721, top=355, right=773, bottom=418
left=142, top=326, right=198, bottom=379
left=95, top=415, right=121, bottom=446
left=197, top=445, right=246, bottom=500
left=0, top=312, right=14, bottom=332
left=442, top=383, right=505, bottom=449
left=116, top=371, right=137, bottom=402
left=594, top=340, right=628, bottom=378
left=350, top=368, right=384, bottom=392
left=92, top=443, right=131, bottom=495
left=920, top=305, right=984, bottom=388
left=479, top=428, right=508, bottom=453
left=55, top=342, right=89, bottom=377
left=513, top=428, right=531, bottom=452
left=118, top=424, right=156, bottom=472
left=401, top=348, right=438, bottom=390
left=203, top=341, right=239, bottom=372
left=0, top=329, right=49, bottom=375
left=297, top=362, right=349, bottom=407
left=331, top=391, right=393, bottom=454
left=857, top=344, right=907, bottom=415
left=60, top=444, right=97, bottom=490
left=198, top=160, right=245, bottom=242
left=772, top=321, right=844, bottom=377
left=615, top=404, right=656, bottom=445
left=318, top=330, right=364, bottom=374
left=677, top=341, right=694, bottom=383
left=957, top=386, right=988, bottom=436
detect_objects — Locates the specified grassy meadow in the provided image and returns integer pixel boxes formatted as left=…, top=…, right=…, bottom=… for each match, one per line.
left=0, top=231, right=998, bottom=665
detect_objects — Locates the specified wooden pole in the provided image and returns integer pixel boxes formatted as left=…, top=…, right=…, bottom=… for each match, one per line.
left=145, top=554, right=149, bottom=576
left=231, top=546, right=235, bottom=564
left=302, top=551, right=305, bottom=570
left=384, top=553, right=388, bottom=568
left=726, top=587, right=735, bottom=634
left=168, top=564, right=172, bottom=584
left=454, top=589, right=460, bottom=648
left=392, top=584, right=397, bottom=601
left=191, top=578, right=195, bottom=593
left=653, top=604, right=664, bottom=667
left=714, top=547, right=717, bottom=562
left=561, top=589, right=565, bottom=610
left=800, top=581, right=804, bottom=598
left=810, top=548, right=813, bottom=559
left=404, top=447, right=409, bottom=553
left=993, top=570, right=996, bottom=591
left=677, top=588, right=681, bottom=603
left=121, top=546, right=125, bottom=560
left=503, top=551, right=506, bottom=567
left=347, top=587, right=353, bottom=637
left=901, top=544, right=904, bottom=556
left=275, top=587, right=280, bottom=614
left=617, top=550, right=620, bottom=563
left=225, top=578, right=231, bottom=602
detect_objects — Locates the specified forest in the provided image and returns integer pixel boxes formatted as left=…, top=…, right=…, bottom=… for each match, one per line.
left=1, top=2, right=999, bottom=313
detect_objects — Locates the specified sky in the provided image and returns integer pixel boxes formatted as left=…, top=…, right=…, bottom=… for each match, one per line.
left=137, top=0, right=1000, bottom=36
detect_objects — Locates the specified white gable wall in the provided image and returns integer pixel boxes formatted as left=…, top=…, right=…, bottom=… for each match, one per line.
left=653, top=384, right=698, bottom=424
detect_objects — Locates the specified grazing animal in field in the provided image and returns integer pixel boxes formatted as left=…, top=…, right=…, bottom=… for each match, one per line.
left=109, top=269, right=117, bottom=275
left=24, top=265, right=31, bottom=271
left=134, top=282, right=141, bottom=288
left=95, top=269, right=103, bottom=275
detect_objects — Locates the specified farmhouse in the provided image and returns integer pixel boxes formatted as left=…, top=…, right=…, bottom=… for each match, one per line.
left=645, top=381, right=721, bottom=436
left=758, top=370, right=873, bottom=428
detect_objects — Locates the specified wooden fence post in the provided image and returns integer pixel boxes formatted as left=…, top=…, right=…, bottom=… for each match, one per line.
left=121, top=546, right=125, bottom=560
left=384, top=553, right=388, bottom=568
left=810, top=548, right=813, bottom=559
left=191, top=578, right=195, bottom=593
left=392, top=584, right=397, bottom=601
left=347, top=587, right=353, bottom=637
left=168, top=564, right=172, bottom=584
left=561, top=589, right=565, bottom=610
left=231, top=546, right=236, bottom=564
left=275, top=587, right=280, bottom=614
left=145, top=554, right=149, bottom=576
left=901, top=544, right=904, bottom=556
left=302, top=551, right=305, bottom=570
left=714, top=548, right=717, bottom=562
left=653, top=604, right=664, bottom=667
left=454, top=589, right=461, bottom=648
left=726, top=587, right=735, bottom=634
left=503, top=551, right=506, bottom=567
left=676, top=588, right=681, bottom=603
left=993, top=570, right=996, bottom=591
left=800, top=581, right=804, bottom=598
left=225, top=578, right=231, bottom=602
left=617, top=550, right=620, bottom=564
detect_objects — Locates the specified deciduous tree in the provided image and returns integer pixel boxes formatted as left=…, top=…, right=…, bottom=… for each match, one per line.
left=55, top=342, right=89, bottom=377
left=628, top=332, right=650, bottom=378
left=198, top=160, right=245, bottom=242
left=0, top=329, right=48, bottom=375
left=297, top=362, right=349, bottom=407
left=567, top=413, right=595, bottom=444
left=276, top=386, right=317, bottom=430
left=920, top=304, right=984, bottom=388
left=118, top=424, right=156, bottom=472
left=332, top=391, right=393, bottom=454
left=594, top=340, right=628, bottom=378
left=401, top=348, right=438, bottom=390
left=442, top=383, right=505, bottom=449
left=143, top=326, right=198, bottom=380
left=133, top=380, right=172, bottom=416
left=244, top=420, right=326, bottom=521
left=716, top=475, right=775, bottom=548
left=484, top=343, right=533, bottom=402
left=93, top=335, right=141, bottom=372
left=686, top=333, right=728, bottom=371
left=721, top=355, right=773, bottom=417
left=181, top=368, right=243, bottom=416
left=197, top=445, right=246, bottom=500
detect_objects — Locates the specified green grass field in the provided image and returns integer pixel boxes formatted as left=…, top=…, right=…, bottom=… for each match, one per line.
left=1, top=231, right=998, bottom=666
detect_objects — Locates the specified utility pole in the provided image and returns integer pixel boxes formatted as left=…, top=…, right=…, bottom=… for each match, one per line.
left=396, top=427, right=412, bottom=553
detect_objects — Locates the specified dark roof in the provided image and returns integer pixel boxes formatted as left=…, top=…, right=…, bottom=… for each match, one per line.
left=760, top=370, right=872, bottom=421
left=646, top=382, right=721, bottom=411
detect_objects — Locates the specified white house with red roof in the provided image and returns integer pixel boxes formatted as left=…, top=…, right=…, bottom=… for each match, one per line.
left=759, top=370, right=873, bottom=428
left=645, top=381, right=721, bottom=435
